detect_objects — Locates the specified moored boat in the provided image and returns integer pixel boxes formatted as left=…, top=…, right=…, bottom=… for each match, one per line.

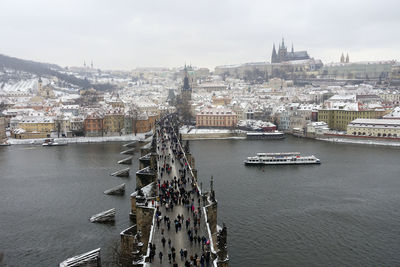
left=42, top=138, right=68, bottom=146
left=244, top=152, right=320, bottom=165
left=246, top=131, right=285, bottom=140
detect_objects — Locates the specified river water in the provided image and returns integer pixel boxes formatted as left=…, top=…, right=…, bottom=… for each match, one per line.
left=1, top=138, right=400, bottom=266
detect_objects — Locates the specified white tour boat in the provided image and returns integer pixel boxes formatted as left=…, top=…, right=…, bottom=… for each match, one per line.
left=42, top=138, right=68, bottom=147
left=244, top=152, right=321, bottom=165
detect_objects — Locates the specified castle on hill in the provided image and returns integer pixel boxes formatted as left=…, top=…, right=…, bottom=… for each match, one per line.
left=271, top=38, right=310, bottom=63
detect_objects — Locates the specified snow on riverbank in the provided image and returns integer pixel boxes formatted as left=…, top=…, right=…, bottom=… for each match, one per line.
left=180, top=126, right=232, bottom=134
left=180, top=125, right=245, bottom=134
left=317, top=137, right=400, bottom=147
left=8, top=132, right=151, bottom=145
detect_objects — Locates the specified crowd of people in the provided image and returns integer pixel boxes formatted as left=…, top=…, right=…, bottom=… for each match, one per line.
left=147, top=118, right=212, bottom=267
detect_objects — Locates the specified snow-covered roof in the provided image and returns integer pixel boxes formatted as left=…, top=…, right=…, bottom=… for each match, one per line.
left=349, top=118, right=400, bottom=126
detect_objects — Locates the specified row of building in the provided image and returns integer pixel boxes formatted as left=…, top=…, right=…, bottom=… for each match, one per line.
left=3, top=109, right=159, bottom=139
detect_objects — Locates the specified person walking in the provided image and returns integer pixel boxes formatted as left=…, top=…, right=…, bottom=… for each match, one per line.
left=172, top=251, right=176, bottom=262
left=159, top=251, right=163, bottom=263
left=183, top=248, right=188, bottom=260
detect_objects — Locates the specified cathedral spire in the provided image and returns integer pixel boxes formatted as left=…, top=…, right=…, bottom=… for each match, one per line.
left=182, top=66, right=190, bottom=91
left=291, top=43, right=294, bottom=53
left=281, top=38, right=285, bottom=49
left=271, top=43, right=277, bottom=63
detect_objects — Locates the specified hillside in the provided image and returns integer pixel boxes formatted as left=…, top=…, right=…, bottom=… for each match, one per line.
left=0, top=54, right=115, bottom=91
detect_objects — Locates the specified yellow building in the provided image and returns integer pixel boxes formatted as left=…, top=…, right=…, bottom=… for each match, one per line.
left=318, top=109, right=387, bottom=131
left=17, top=116, right=55, bottom=137
left=103, top=112, right=124, bottom=135
left=347, top=119, right=400, bottom=137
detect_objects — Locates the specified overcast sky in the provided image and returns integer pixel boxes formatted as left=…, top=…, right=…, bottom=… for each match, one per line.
left=1, top=0, right=399, bottom=70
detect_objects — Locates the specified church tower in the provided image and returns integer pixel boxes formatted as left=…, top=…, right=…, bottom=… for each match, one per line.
left=345, top=53, right=349, bottom=63
left=340, top=53, right=345, bottom=63
left=278, top=38, right=287, bottom=62
left=38, top=77, right=43, bottom=94
left=179, top=66, right=192, bottom=122
left=271, top=44, right=277, bottom=63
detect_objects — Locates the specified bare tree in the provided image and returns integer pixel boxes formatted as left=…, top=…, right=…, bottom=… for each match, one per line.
left=128, top=103, right=140, bottom=136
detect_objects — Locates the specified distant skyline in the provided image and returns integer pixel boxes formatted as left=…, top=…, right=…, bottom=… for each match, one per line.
left=1, top=0, right=399, bottom=70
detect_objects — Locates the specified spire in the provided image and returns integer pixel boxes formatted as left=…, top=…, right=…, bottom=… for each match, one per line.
left=271, top=44, right=277, bottom=63
left=346, top=53, right=349, bottom=63
left=340, top=53, right=345, bottom=63
left=281, top=38, right=285, bottom=49
left=291, top=43, right=294, bottom=53
left=182, top=66, right=190, bottom=91
left=91, top=60, right=93, bottom=69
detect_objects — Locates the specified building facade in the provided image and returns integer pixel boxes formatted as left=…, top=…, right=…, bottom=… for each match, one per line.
left=0, top=117, right=6, bottom=142
left=196, top=107, right=237, bottom=128
left=103, top=112, right=124, bottom=136
left=18, top=116, right=55, bottom=134
left=318, top=109, right=387, bottom=131
left=84, top=113, right=104, bottom=137
left=347, top=118, right=400, bottom=137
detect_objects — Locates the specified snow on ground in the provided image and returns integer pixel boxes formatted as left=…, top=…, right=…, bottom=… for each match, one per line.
left=317, top=137, right=400, bottom=147
left=180, top=125, right=242, bottom=134
left=1, top=79, right=37, bottom=93
left=8, top=132, right=151, bottom=145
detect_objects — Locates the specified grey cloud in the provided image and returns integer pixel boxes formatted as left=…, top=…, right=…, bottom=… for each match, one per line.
left=0, top=0, right=399, bottom=69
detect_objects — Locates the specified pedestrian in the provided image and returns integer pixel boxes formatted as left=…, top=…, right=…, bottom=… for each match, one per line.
left=180, top=248, right=184, bottom=261
left=162, top=236, right=166, bottom=247
left=184, top=248, right=188, bottom=259
left=200, top=254, right=205, bottom=267
left=168, top=238, right=171, bottom=248
left=159, top=251, right=163, bottom=263
left=168, top=251, right=172, bottom=263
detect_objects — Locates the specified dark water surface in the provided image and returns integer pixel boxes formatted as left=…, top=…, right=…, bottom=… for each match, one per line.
left=1, top=138, right=400, bottom=266
left=191, top=137, right=400, bottom=267
left=0, top=143, right=138, bottom=266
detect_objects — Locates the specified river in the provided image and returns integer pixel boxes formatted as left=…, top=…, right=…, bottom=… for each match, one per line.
left=1, top=137, right=400, bottom=266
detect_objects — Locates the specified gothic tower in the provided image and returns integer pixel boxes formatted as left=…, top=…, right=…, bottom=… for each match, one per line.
left=278, top=38, right=287, bottom=62
left=340, top=53, right=345, bottom=63
left=271, top=44, right=277, bottom=63
left=180, top=66, right=192, bottom=122
left=346, top=53, right=349, bottom=63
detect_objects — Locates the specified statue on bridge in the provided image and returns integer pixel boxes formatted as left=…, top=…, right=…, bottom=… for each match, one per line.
left=210, top=176, right=216, bottom=203
left=184, top=140, right=190, bottom=154
left=217, top=223, right=229, bottom=263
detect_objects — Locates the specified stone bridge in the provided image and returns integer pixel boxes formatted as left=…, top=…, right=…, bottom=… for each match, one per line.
left=121, top=114, right=229, bottom=267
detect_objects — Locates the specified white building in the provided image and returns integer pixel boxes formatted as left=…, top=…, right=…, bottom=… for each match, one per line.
left=347, top=118, right=400, bottom=138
